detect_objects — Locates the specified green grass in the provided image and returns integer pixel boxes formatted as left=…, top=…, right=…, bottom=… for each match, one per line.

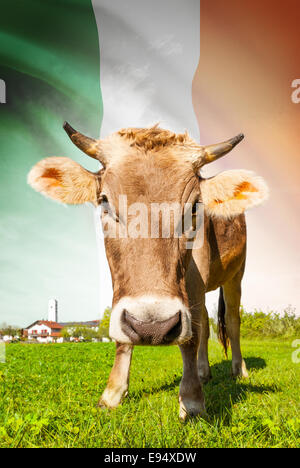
left=0, top=339, right=299, bottom=448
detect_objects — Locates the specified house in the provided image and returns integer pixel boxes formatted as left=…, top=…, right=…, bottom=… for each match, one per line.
left=23, top=320, right=63, bottom=343
left=59, top=320, right=100, bottom=333
left=58, top=320, right=101, bottom=342
left=22, top=299, right=103, bottom=343
left=59, top=320, right=100, bottom=330
left=0, top=335, right=19, bottom=343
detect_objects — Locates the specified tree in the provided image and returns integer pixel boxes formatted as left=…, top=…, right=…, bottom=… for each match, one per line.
left=98, top=307, right=112, bottom=339
left=81, top=327, right=98, bottom=342
left=61, top=328, right=71, bottom=341
left=0, top=323, right=21, bottom=339
left=71, top=326, right=98, bottom=342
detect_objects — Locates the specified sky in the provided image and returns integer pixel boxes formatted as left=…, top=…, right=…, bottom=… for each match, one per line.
left=0, top=0, right=299, bottom=327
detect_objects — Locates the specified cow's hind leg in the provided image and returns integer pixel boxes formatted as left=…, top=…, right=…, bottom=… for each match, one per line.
left=222, top=270, right=248, bottom=378
left=98, top=343, right=133, bottom=409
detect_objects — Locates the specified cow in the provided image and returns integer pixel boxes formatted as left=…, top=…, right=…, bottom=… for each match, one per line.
left=28, top=123, right=268, bottom=419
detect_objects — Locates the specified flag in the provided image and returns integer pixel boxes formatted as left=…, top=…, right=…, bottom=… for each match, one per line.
left=1, top=0, right=299, bottom=326
left=0, top=0, right=102, bottom=324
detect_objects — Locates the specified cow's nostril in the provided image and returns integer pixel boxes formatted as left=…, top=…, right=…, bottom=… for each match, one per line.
left=163, top=311, right=182, bottom=343
left=121, top=309, right=141, bottom=344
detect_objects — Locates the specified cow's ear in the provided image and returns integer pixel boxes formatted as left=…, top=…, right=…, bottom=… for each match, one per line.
left=28, top=157, right=100, bottom=205
left=200, top=169, right=269, bottom=218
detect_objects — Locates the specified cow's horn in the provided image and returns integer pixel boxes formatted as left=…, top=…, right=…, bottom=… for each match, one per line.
left=195, top=133, right=244, bottom=168
left=63, top=122, right=107, bottom=166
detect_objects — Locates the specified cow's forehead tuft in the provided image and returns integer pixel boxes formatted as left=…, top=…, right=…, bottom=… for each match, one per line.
left=117, top=124, right=195, bottom=151
left=99, top=126, right=200, bottom=171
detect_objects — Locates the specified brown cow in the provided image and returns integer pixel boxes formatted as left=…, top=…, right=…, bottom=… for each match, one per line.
left=28, top=123, right=268, bottom=419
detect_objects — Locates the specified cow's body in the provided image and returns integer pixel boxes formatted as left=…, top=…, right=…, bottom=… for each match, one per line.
left=28, top=124, right=268, bottom=419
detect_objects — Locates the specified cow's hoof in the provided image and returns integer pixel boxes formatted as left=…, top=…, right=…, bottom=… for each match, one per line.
left=97, top=396, right=119, bottom=409
left=179, top=396, right=206, bottom=421
left=231, top=359, right=249, bottom=379
left=97, top=387, right=128, bottom=409
left=97, top=399, right=112, bottom=409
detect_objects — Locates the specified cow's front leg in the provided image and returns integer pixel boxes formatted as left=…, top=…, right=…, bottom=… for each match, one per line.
left=179, top=339, right=206, bottom=420
left=98, top=343, right=133, bottom=409
left=197, top=305, right=212, bottom=383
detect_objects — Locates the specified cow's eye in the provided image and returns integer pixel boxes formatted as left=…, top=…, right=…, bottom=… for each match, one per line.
left=99, top=194, right=119, bottom=221
left=99, top=194, right=110, bottom=214
left=99, top=194, right=108, bottom=204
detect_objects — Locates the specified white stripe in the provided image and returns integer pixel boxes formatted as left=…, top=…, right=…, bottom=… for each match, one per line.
left=92, top=0, right=200, bottom=313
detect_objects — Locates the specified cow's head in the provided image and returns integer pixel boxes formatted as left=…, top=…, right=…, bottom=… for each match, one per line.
left=28, top=123, right=268, bottom=345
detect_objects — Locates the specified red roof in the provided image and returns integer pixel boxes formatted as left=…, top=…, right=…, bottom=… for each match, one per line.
left=38, top=321, right=63, bottom=329
left=25, top=320, right=63, bottom=330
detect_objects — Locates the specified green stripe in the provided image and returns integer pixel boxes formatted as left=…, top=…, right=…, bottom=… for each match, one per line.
left=0, top=0, right=102, bottom=325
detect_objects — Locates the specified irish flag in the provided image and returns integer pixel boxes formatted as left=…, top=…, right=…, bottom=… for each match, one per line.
left=0, top=0, right=299, bottom=326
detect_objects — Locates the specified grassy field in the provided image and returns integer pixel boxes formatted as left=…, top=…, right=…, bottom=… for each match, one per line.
left=0, top=339, right=299, bottom=448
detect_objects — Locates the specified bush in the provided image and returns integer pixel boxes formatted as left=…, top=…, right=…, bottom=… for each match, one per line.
left=240, top=305, right=300, bottom=338
left=98, top=307, right=112, bottom=340
left=209, top=305, right=300, bottom=339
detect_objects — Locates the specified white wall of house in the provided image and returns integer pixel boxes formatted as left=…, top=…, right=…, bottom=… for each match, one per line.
left=27, top=324, right=62, bottom=343
left=27, top=324, right=52, bottom=338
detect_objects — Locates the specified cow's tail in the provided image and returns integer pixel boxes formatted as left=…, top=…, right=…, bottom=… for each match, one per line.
left=217, top=287, right=229, bottom=358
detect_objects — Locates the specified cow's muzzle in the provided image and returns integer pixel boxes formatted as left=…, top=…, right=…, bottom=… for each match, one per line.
left=109, top=296, right=192, bottom=345
left=121, top=310, right=181, bottom=345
